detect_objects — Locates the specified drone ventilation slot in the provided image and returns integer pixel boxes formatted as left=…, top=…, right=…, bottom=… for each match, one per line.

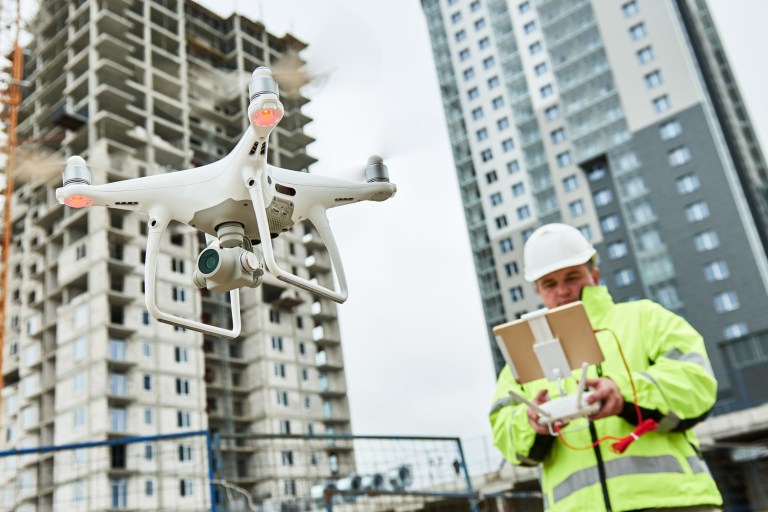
left=115, top=201, right=138, bottom=206
left=260, top=144, right=267, bottom=155
left=275, top=184, right=296, bottom=196
left=249, top=143, right=260, bottom=155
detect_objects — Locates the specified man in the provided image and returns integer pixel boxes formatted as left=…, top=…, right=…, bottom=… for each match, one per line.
left=489, top=223, right=722, bottom=512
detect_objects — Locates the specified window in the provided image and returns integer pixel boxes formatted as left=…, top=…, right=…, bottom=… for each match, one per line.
left=142, top=341, right=152, bottom=357
left=523, top=21, right=536, bottom=34
left=498, top=239, right=514, bottom=255
left=177, top=410, right=192, bottom=428
left=180, top=479, right=194, bottom=497
left=580, top=226, right=592, bottom=241
left=714, top=291, right=740, bottom=313
left=510, top=286, right=524, bottom=301
left=110, top=407, right=127, bottom=432
left=299, top=341, right=306, bottom=355
left=694, top=230, right=719, bottom=252
left=601, top=214, right=621, bottom=233
left=279, top=420, right=291, bottom=435
left=459, top=48, right=470, bottom=61
left=474, top=18, right=486, bottom=30
left=74, top=371, right=87, bottom=393
left=479, top=36, right=490, bottom=49
left=111, top=478, right=127, bottom=509
left=143, top=374, right=153, bottom=391
left=304, top=395, right=311, bottom=408
left=470, top=0, right=481, bottom=11
left=277, top=390, right=289, bottom=406
left=476, top=128, right=488, bottom=141
left=653, top=95, right=671, bottom=113
left=594, top=188, right=613, bottom=207
left=644, top=70, right=663, bottom=88
left=507, top=160, right=520, bottom=174
left=517, top=205, right=531, bottom=220
left=144, top=408, right=154, bottom=425
left=615, top=268, right=635, bottom=287
left=676, top=174, right=700, bottom=194
left=723, top=323, right=748, bottom=340
left=501, top=138, right=514, bottom=151
left=608, top=241, right=628, bottom=259
left=272, top=335, right=283, bottom=351
left=74, top=337, right=87, bottom=360
left=668, top=148, right=692, bottom=169
left=179, top=444, right=193, bottom=462
left=109, top=373, right=126, bottom=396
left=74, top=305, right=88, bottom=327
left=455, top=29, right=466, bottom=42
left=76, top=244, right=87, bottom=260
left=171, top=258, right=185, bottom=273
left=704, top=260, right=730, bottom=282
left=504, top=262, right=519, bottom=277
left=656, top=286, right=681, bottom=309
left=511, top=182, right=525, bottom=197
left=532, top=63, right=548, bottom=78
left=274, top=363, right=286, bottom=378
left=519, top=1, right=531, bottom=13
left=588, top=166, right=607, bottom=182
left=145, top=480, right=154, bottom=497
left=481, top=149, right=493, bottom=162
left=550, top=128, right=566, bottom=144
left=636, top=46, right=654, bottom=64
left=629, top=22, right=647, bottom=40
left=569, top=200, right=586, bottom=217
left=73, top=406, right=85, bottom=427
left=145, top=444, right=154, bottom=460
left=497, top=117, right=510, bottom=130
left=540, top=84, right=554, bottom=98
left=563, top=175, right=578, bottom=191
left=173, top=346, right=188, bottom=363
left=495, top=215, right=508, bottom=229
left=545, top=105, right=560, bottom=120
left=451, top=11, right=462, bottom=23
left=685, top=201, right=710, bottom=223
left=490, top=192, right=503, bottom=206
left=463, top=68, right=475, bottom=80
left=488, top=75, right=500, bottom=89
left=281, top=450, right=294, bottom=466
left=529, top=41, right=542, bottom=55
left=622, top=0, right=639, bottom=17
left=556, top=151, right=571, bottom=167
left=467, top=87, right=479, bottom=100
left=485, top=170, right=498, bottom=183
left=483, top=56, right=495, bottom=69
left=142, top=310, right=150, bottom=325
left=176, top=378, right=190, bottom=395
left=660, top=120, right=682, bottom=140
left=471, top=107, right=484, bottom=120
left=284, top=480, right=297, bottom=496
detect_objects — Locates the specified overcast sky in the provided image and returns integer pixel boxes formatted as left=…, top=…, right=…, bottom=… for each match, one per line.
left=198, top=0, right=768, bottom=446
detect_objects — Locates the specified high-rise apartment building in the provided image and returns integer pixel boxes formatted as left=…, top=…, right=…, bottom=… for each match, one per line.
left=0, top=1, right=352, bottom=510
left=421, top=0, right=768, bottom=412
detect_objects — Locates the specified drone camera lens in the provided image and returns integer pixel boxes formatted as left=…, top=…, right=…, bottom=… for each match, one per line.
left=198, top=248, right=220, bottom=275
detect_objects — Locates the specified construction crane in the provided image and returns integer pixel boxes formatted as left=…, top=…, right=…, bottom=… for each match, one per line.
left=0, top=0, right=25, bottom=420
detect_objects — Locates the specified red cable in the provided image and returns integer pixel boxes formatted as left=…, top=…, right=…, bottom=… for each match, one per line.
left=554, top=328, right=658, bottom=454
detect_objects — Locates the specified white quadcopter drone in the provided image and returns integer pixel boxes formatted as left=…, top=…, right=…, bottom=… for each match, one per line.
left=55, top=67, right=397, bottom=339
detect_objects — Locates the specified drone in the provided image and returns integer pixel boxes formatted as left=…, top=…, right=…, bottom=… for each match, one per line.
left=55, top=67, right=397, bottom=339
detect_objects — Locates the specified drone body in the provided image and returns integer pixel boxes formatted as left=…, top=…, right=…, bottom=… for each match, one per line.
left=56, top=67, right=396, bottom=338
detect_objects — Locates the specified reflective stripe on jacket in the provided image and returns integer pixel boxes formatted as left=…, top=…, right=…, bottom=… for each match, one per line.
left=489, top=286, right=722, bottom=511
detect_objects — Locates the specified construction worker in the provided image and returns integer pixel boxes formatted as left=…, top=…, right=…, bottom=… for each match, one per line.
left=489, top=223, right=722, bottom=512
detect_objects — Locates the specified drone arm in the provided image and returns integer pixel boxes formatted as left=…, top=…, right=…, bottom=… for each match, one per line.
left=247, top=169, right=349, bottom=303
left=144, top=208, right=243, bottom=339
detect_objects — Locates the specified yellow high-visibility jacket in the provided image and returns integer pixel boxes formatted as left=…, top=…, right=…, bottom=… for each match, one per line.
left=489, top=286, right=722, bottom=511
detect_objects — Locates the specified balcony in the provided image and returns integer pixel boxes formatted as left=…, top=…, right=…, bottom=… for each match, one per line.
left=311, top=300, right=336, bottom=321
left=312, top=325, right=340, bottom=347
left=305, top=253, right=332, bottom=273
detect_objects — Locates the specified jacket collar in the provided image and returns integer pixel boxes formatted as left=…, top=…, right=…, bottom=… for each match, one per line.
left=580, top=285, right=615, bottom=321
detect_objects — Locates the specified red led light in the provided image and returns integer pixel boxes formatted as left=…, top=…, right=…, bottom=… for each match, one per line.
left=64, top=195, right=93, bottom=208
left=251, top=108, right=283, bottom=127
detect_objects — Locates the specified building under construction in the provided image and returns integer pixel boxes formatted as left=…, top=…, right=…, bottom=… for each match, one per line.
left=0, top=0, right=354, bottom=510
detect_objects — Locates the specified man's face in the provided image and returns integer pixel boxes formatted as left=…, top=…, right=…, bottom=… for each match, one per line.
left=534, top=264, right=600, bottom=309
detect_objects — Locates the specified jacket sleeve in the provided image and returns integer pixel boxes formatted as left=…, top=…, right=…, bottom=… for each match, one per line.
left=604, top=301, right=717, bottom=432
left=489, top=366, right=554, bottom=466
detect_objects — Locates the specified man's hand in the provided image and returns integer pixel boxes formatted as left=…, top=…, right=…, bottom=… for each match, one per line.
left=585, top=378, right=624, bottom=420
left=527, top=389, right=558, bottom=435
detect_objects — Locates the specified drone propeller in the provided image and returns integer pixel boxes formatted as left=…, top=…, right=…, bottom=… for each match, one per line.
left=13, top=147, right=70, bottom=186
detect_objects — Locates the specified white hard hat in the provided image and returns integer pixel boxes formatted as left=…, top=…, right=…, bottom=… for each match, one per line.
left=523, top=223, right=597, bottom=282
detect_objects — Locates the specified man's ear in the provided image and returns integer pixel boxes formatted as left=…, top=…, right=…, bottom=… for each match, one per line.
left=591, top=267, right=601, bottom=285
